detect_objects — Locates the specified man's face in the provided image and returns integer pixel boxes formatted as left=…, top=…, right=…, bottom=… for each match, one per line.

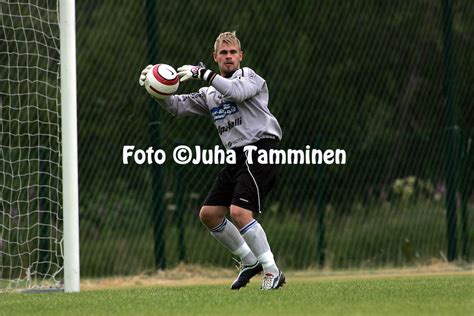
left=213, top=42, right=243, bottom=77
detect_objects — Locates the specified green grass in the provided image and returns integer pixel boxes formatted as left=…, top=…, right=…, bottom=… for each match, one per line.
left=1, top=274, right=473, bottom=315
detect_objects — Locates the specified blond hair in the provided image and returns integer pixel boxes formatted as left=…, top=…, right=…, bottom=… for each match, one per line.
left=214, top=31, right=242, bottom=52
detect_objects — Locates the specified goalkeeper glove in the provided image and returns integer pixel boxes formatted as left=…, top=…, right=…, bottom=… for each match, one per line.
left=177, top=62, right=217, bottom=83
left=138, top=64, right=153, bottom=86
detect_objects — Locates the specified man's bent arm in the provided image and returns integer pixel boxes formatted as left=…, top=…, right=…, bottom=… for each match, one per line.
left=155, top=88, right=209, bottom=117
left=210, top=68, right=263, bottom=103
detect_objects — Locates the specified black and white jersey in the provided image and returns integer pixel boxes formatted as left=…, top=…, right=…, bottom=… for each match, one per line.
left=159, top=67, right=282, bottom=149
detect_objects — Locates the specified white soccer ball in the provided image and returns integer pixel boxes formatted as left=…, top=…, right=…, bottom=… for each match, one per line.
left=145, top=64, right=179, bottom=99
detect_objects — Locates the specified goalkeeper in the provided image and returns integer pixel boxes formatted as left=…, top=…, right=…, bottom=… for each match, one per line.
left=139, top=31, right=284, bottom=290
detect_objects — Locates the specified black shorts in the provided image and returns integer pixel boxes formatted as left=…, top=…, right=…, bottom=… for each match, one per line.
left=203, top=138, right=280, bottom=213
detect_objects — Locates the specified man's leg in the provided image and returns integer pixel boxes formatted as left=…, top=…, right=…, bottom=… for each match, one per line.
left=199, top=205, right=257, bottom=266
left=230, top=205, right=285, bottom=290
left=199, top=205, right=261, bottom=289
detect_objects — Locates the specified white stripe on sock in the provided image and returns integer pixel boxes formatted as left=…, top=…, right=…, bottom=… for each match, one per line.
left=232, top=243, right=251, bottom=258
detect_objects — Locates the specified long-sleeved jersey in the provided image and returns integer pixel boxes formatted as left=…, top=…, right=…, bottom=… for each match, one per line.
left=158, top=67, right=282, bottom=149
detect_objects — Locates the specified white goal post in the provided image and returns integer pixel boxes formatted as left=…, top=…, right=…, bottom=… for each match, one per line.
left=0, top=0, right=79, bottom=292
left=60, top=0, right=80, bottom=293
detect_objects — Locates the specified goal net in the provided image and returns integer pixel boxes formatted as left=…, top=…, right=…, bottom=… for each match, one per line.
left=0, top=0, right=74, bottom=292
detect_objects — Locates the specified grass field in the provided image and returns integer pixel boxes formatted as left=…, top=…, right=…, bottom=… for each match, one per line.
left=1, top=273, right=473, bottom=315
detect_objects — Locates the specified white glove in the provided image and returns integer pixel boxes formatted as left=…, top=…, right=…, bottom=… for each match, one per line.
left=177, top=64, right=204, bottom=82
left=177, top=62, right=216, bottom=83
left=138, top=64, right=153, bottom=86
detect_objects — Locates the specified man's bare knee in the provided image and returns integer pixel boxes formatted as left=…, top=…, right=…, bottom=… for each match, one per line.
left=199, top=205, right=227, bottom=229
left=230, top=205, right=254, bottom=229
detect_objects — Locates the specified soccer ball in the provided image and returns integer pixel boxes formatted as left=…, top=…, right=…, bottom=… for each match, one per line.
left=145, top=64, right=179, bottom=99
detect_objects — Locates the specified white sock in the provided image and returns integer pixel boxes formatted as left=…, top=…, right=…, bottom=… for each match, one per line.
left=209, top=218, right=257, bottom=266
left=240, top=219, right=279, bottom=275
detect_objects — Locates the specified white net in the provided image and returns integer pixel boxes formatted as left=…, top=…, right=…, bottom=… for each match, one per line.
left=0, top=0, right=63, bottom=291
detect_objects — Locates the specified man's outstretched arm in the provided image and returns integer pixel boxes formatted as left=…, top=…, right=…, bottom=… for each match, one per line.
left=177, top=64, right=263, bottom=103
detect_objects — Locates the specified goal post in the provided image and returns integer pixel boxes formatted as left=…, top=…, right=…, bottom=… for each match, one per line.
left=60, top=0, right=80, bottom=293
left=0, top=0, right=79, bottom=292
